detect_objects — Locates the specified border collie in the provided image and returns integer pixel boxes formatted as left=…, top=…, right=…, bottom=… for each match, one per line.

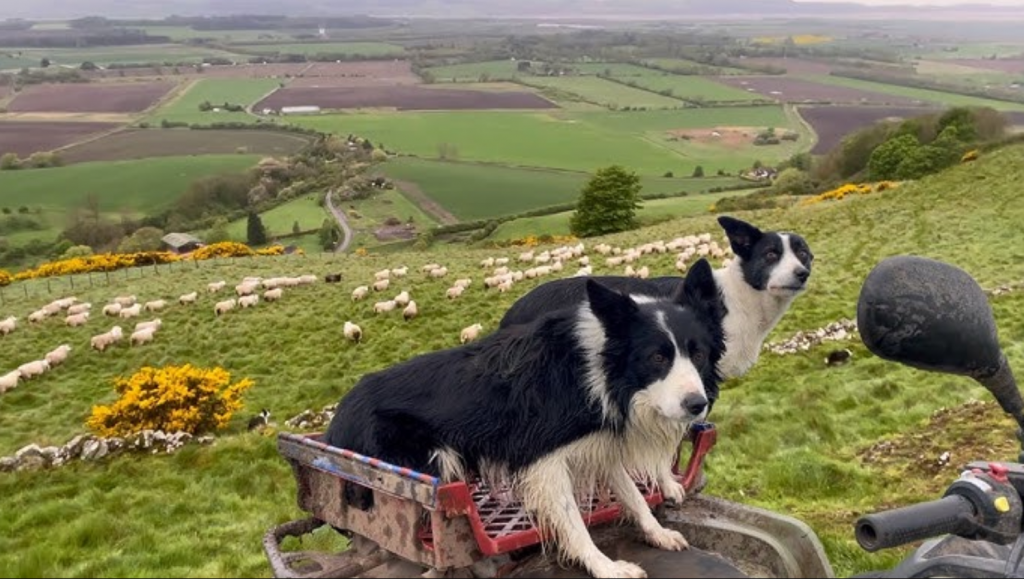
left=326, top=259, right=726, bottom=579
left=499, top=216, right=814, bottom=387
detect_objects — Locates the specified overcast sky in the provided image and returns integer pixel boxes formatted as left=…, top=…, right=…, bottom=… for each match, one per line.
left=800, top=0, right=1024, bottom=4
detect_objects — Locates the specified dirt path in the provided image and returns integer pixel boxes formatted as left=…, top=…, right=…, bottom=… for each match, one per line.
left=324, top=190, right=353, bottom=253
left=391, top=179, right=459, bottom=225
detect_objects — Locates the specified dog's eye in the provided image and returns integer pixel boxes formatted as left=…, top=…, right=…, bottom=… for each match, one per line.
left=651, top=353, right=668, bottom=365
left=797, top=250, right=810, bottom=261
left=765, top=251, right=779, bottom=262
left=691, top=350, right=706, bottom=366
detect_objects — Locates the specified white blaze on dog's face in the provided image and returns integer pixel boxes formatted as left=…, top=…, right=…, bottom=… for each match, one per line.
left=634, top=310, right=709, bottom=422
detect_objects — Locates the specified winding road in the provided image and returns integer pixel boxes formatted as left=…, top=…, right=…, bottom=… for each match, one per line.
left=324, top=190, right=353, bottom=253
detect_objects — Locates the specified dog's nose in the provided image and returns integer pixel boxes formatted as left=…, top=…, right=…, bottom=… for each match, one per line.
left=682, top=394, right=707, bottom=417
left=795, top=268, right=810, bottom=283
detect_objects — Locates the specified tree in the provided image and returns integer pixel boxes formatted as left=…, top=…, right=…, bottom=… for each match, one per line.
left=569, top=165, right=642, bottom=238
left=868, top=134, right=920, bottom=181
left=318, top=218, right=338, bottom=250
left=205, top=217, right=231, bottom=244
left=80, top=61, right=97, bottom=71
left=771, top=168, right=815, bottom=196
left=0, top=153, right=20, bottom=170
left=691, top=165, right=705, bottom=178
left=292, top=220, right=301, bottom=235
left=246, top=212, right=267, bottom=246
left=40, top=57, right=50, bottom=68
left=62, top=245, right=93, bottom=259
left=117, top=226, right=165, bottom=253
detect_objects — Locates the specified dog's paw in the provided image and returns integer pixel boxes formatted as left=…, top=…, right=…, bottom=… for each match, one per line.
left=659, top=478, right=686, bottom=504
left=645, top=526, right=690, bottom=551
left=590, top=559, right=648, bottom=579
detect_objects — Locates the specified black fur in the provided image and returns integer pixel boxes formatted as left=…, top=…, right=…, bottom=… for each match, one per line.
left=718, top=216, right=813, bottom=292
left=325, top=265, right=725, bottom=490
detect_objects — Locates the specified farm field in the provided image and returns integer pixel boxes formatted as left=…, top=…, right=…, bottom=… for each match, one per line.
left=641, top=58, right=749, bottom=75
left=136, top=25, right=286, bottom=42
left=733, top=57, right=834, bottom=75
left=424, top=60, right=522, bottom=82
left=623, top=74, right=766, bottom=103
left=805, top=74, right=1024, bottom=111
left=943, top=58, right=1024, bottom=74
left=489, top=190, right=745, bottom=240
left=223, top=195, right=329, bottom=241
left=343, top=187, right=441, bottom=249
left=0, top=121, right=121, bottom=158
left=12, top=44, right=247, bottom=66
left=231, top=42, right=405, bottom=56
left=146, top=78, right=281, bottom=124
left=285, top=61, right=421, bottom=87
left=57, top=129, right=313, bottom=164
left=520, top=76, right=685, bottom=109
left=7, top=82, right=177, bottom=114
left=0, top=155, right=259, bottom=244
left=255, top=85, right=556, bottom=112
left=568, top=63, right=663, bottom=76
left=380, top=157, right=746, bottom=220
left=3, top=145, right=1024, bottom=578
left=716, top=76, right=924, bottom=106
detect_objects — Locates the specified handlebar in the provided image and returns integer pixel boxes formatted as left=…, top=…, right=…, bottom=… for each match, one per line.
left=856, top=495, right=977, bottom=552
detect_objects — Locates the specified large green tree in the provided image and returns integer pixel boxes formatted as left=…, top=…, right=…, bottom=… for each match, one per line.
left=569, top=165, right=643, bottom=238
left=246, top=212, right=268, bottom=246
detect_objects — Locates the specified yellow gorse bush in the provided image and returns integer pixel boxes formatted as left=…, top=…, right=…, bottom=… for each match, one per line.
left=87, top=363, right=254, bottom=438
left=0, top=269, right=12, bottom=287
left=508, top=234, right=579, bottom=248
left=961, top=149, right=980, bottom=163
left=800, top=181, right=901, bottom=206
left=190, top=241, right=255, bottom=260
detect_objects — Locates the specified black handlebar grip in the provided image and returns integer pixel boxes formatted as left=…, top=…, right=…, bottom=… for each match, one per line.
left=855, top=494, right=977, bottom=552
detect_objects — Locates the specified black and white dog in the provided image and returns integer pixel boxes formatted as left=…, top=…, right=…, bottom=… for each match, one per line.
left=326, top=259, right=726, bottom=579
left=500, top=216, right=814, bottom=387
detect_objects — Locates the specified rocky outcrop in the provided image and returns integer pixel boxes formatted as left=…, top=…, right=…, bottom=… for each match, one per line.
left=0, top=430, right=215, bottom=473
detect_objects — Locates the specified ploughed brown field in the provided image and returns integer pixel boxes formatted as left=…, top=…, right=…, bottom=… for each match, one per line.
left=256, top=85, right=557, bottom=111
left=79, top=61, right=423, bottom=86
left=7, top=82, right=177, bottom=113
left=798, top=106, right=1024, bottom=154
left=739, top=57, right=835, bottom=75
left=717, top=76, right=925, bottom=106
left=946, top=58, right=1024, bottom=74
left=57, top=128, right=314, bottom=164
left=286, top=61, right=421, bottom=87
left=0, top=121, right=122, bottom=157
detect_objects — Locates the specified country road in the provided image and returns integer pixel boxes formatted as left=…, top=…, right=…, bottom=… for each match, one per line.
left=324, top=190, right=353, bottom=253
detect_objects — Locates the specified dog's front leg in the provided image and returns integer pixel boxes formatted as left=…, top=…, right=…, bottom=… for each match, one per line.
left=656, top=464, right=686, bottom=504
left=520, top=462, right=647, bottom=579
left=608, top=464, right=690, bottom=552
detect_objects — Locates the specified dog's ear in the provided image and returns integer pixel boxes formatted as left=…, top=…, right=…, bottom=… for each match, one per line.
left=585, top=279, right=639, bottom=330
left=718, top=216, right=763, bottom=261
left=674, top=258, right=722, bottom=318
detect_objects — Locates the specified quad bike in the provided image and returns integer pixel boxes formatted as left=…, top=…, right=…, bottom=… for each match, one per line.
left=263, top=255, right=1024, bottom=578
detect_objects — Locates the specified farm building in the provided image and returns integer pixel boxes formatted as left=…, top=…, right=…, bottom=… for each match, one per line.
left=162, top=232, right=204, bottom=254
left=280, top=105, right=321, bottom=116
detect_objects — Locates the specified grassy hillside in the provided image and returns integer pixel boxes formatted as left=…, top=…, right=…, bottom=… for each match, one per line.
left=2, top=145, right=1024, bottom=577
left=147, top=79, right=282, bottom=125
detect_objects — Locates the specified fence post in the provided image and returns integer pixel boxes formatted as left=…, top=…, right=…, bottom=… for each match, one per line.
left=0, top=287, right=5, bottom=305
left=46, top=278, right=51, bottom=294
left=153, top=261, right=159, bottom=275
left=88, top=272, right=93, bottom=287
left=23, top=284, right=28, bottom=299
left=105, top=271, right=110, bottom=285
left=69, top=275, right=75, bottom=290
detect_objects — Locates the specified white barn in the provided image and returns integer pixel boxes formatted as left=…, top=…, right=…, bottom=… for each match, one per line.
left=280, top=105, right=321, bottom=116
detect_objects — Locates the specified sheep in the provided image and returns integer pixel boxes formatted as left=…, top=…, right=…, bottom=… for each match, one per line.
left=214, top=299, right=237, bottom=316
left=497, top=279, right=514, bottom=293
left=0, top=316, right=16, bottom=335
left=429, top=266, right=448, bottom=278
left=135, top=319, right=162, bottom=333
left=114, top=295, right=137, bottom=307
left=460, top=323, right=484, bottom=345
left=0, top=370, right=20, bottom=393
left=343, top=321, right=362, bottom=343
left=17, top=360, right=50, bottom=380
left=263, top=288, right=283, bottom=302
left=65, top=312, right=90, bottom=327
left=446, top=285, right=465, bottom=300
left=454, top=278, right=472, bottom=289
left=297, top=274, right=317, bottom=285
left=67, top=303, right=91, bottom=316
left=374, top=269, right=391, bottom=281
left=144, top=299, right=167, bottom=312
left=480, top=257, right=496, bottom=269
left=131, top=327, right=158, bottom=346
left=494, top=257, right=510, bottom=266
left=373, top=300, right=397, bottom=314
left=402, top=300, right=418, bottom=321
left=239, top=294, right=260, bottom=309
left=393, top=291, right=411, bottom=307
left=421, top=263, right=441, bottom=273
left=50, top=296, right=77, bottom=310
left=102, top=303, right=123, bottom=317
left=119, top=303, right=143, bottom=319
left=208, top=280, right=227, bottom=293
left=235, top=282, right=258, bottom=296
left=90, top=326, right=124, bottom=352
left=45, top=344, right=72, bottom=367
left=28, top=310, right=48, bottom=323
left=373, top=279, right=390, bottom=292
left=324, top=273, right=343, bottom=283
left=392, top=266, right=409, bottom=278
left=179, top=291, right=198, bottom=305
left=42, top=303, right=64, bottom=316
left=351, top=286, right=370, bottom=301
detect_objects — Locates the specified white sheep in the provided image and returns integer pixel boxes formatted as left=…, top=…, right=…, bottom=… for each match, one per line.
left=343, top=321, right=362, bottom=343
left=45, top=344, right=72, bottom=367
left=0, top=316, right=16, bottom=335
left=460, top=323, right=484, bottom=345
left=65, top=312, right=90, bottom=327
left=393, top=291, right=411, bottom=307
left=429, top=267, right=448, bottom=278
left=391, top=266, right=408, bottom=278
left=402, top=300, right=418, bottom=321
left=239, top=294, right=260, bottom=308
left=446, top=285, right=465, bottom=300
left=421, top=263, right=441, bottom=272
left=67, top=303, right=91, bottom=315
left=144, top=299, right=167, bottom=312
left=374, top=269, right=391, bottom=281
left=497, top=279, right=514, bottom=293
left=179, top=291, right=198, bottom=305
left=131, top=327, right=158, bottom=346
left=454, top=278, right=472, bottom=289
left=214, top=299, right=237, bottom=316
left=494, top=257, right=510, bottom=266
left=263, top=288, right=283, bottom=302
left=480, top=257, right=495, bottom=269
left=373, top=300, right=397, bottom=314
left=373, top=279, right=390, bottom=292
left=49, top=296, right=77, bottom=310
left=90, top=326, right=124, bottom=352
left=114, top=295, right=137, bottom=307
left=0, top=369, right=20, bottom=393
left=297, top=274, right=317, bottom=285
left=119, top=303, right=143, bottom=319
left=28, top=310, right=48, bottom=323
left=102, top=303, right=123, bottom=317
left=351, top=286, right=370, bottom=301
left=208, top=280, right=227, bottom=293
left=235, top=282, right=257, bottom=296
left=18, top=359, right=51, bottom=379
left=135, top=319, right=162, bottom=333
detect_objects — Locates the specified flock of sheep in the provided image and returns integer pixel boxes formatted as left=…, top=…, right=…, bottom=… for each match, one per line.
left=341, top=233, right=731, bottom=347
left=0, top=274, right=322, bottom=395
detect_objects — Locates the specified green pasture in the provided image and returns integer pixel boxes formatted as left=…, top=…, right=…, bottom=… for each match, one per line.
left=224, top=195, right=330, bottom=241
left=622, top=74, right=766, bottom=103
left=146, top=79, right=282, bottom=125
left=641, top=57, right=749, bottom=75
left=230, top=42, right=405, bottom=56
left=805, top=74, right=1024, bottom=111
left=424, top=60, right=522, bottom=82
left=520, top=76, right=686, bottom=109
left=13, top=44, right=247, bottom=66
left=344, top=187, right=440, bottom=249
